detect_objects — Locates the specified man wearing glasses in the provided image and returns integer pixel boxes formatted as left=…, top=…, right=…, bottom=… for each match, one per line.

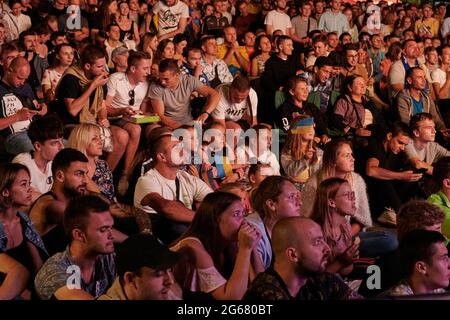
left=105, top=50, right=151, bottom=196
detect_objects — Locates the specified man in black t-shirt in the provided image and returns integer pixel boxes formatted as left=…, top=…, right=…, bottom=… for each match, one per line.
left=365, top=122, right=422, bottom=225
left=244, top=217, right=360, bottom=300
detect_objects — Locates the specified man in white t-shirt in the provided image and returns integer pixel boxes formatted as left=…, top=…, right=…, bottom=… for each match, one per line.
left=12, top=115, right=64, bottom=201
left=151, top=0, right=189, bottom=41
left=106, top=51, right=151, bottom=196
left=134, top=127, right=212, bottom=243
left=212, top=75, right=258, bottom=128
left=264, top=0, right=292, bottom=36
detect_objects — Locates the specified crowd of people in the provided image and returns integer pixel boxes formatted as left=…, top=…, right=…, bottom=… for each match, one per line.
left=1, top=0, right=450, bottom=301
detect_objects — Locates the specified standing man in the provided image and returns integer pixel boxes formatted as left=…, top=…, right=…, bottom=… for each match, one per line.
left=264, top=0, right=292, bottom=36
left=291, top=2, right=317, bottom=45
left=318, top=0, right=349, bottom=36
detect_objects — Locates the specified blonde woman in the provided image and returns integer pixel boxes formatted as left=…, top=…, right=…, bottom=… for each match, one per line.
left=67, top=123, right=115, bottom=201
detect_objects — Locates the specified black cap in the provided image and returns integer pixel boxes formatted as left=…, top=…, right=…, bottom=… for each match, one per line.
left=116, top=234, right=180, bottom=276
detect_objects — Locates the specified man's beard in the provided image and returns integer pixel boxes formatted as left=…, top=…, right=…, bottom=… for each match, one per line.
left=63, top=185, right=85, bottom=198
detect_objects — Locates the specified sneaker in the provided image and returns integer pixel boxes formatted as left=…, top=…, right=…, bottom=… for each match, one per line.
left=117, top=173, right=129, bottom=197
left=377, top=208, right=397, bottom=226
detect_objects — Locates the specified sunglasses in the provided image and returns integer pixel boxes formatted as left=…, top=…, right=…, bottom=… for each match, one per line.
left=128, top=90, right=135, bottom=106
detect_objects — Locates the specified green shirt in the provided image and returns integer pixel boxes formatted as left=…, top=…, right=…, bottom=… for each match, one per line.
left=428, top=191, right=450, bottom=242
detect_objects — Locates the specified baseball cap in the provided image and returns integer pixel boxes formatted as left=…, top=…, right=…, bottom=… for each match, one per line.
left=111, top=46, right=129, bottom=60
left=116, top=234, right=180, bottom=276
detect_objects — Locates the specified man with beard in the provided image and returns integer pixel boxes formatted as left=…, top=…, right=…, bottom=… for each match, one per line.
left=29, top=148, right=90, bottom=256
left=134, top=127, right=212, bottom=244
left=34, top=194, right=116, bottom=300
left=244, top=217, right=361, bottom=300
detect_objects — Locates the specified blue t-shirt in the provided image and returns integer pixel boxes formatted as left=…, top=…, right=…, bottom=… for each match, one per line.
left=411, top=96, right=423, bottom=115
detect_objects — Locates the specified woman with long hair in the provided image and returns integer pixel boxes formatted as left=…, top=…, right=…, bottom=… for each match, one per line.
left=151, top=39, right=175, bottom=76
left=0, top=163, right=48, bottom=299
left=302, top=139, right=398, bottom=258
left=139, top=32, right=158, bottom=61
left=250, top=34, right=272, bottom=78
left=173, top=33, right=188, bottom=65
left=281, top=116, right=323, bottom=188
left=42, top=44, right=75, bottom=103
left=311, top=178, right=359, bottom=276
left=171, top=192, right=263, bottom=300
left=115, top=1, right=140, bottom=47
left=247, top=176, right=300, bottom=270
left=92, top=0, right=119, bottom=41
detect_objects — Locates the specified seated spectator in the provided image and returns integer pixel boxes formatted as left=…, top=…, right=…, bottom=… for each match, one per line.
left=200, top=2, right=228, bottom=37
left=276, top=76, right=328, bottom=138
left=134, top=127, right=212, bottom=244
left=302, top=139, right=398, bottom=258
left=42, top=43, right=74, bottom=104
left=329, top=75, right=385, bottom=140
left=248, top=163, right=274, bottom=190
left=305, top=56, right=340, bottom=115
left=382, top=230, right=449, bottom=297
left=67, top=123, right=116, bottom=201
left=365, top=122, right=422, bottom=225
left=104, top=23, right=129, bottom=70
left=34, top=194, right=116, bottom=300
left=110, top=46, right=129, bottom=73
left=0, top=163, right=48, bottom=300
left=171, top=191, right=263, bottom=299
left=58, top=0, right=89, bottom=42
left=244, top=217, right=361, bottom=300
left=12, top=115, right=64, bottom=200
left=0, top=43, right=20, bottom=78
left=281, top=117, right=323, bottom=188
left=200, top=36, right=233, bottom=87
left=105, top=50, right=151, bottom=195
left=180, top=47, right=209, bottom=85
left=99, top=234, right=182, bottom=300
left=428, top=156, right=450, bottom=239
left=0, top=56, right=47, bottom=155
left=311, top=178, right=359, bottom=276
left=211, top=75, right=258, bottom=128
left=405, top=113, right=450, bottom=175
left=339, top=43, right=369, bottom=81
left=396, top=67, right=446, bottom=130
left=235, top=124, right=281, bottom=175
left=250, top=34, right=271, bottom=78
left=151, top=39, right=175, bottom=77
left=29, top=148, right=88, bottom=256
left=148, top=59, right=219, bottom=129
left=431, top=45, right=450, bottom=123
left=305, top=35, right=329, bottom=72
left=55, top=44, right=127, bottom=172
left=247, top=176, right=300, bottom=270
left=217, top=25, right=250, bottom=76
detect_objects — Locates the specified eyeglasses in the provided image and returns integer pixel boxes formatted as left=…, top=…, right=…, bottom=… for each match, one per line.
left=128, top=90, right=135, bottom=106
left=336, top=191, right=355, bottom=201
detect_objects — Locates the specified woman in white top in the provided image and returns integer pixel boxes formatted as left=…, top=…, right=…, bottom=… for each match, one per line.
left=171, top=192, right=263, bottom=300
left=42, top=44, right=75, bottom=103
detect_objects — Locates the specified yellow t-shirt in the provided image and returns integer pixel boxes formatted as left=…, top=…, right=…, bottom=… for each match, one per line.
left=217, top=44, right=249, bottom=70
left=415, top=18, right=439, bottom=37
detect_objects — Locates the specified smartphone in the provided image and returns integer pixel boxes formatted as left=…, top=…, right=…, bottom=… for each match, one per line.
left=415, top=168, right=428, bottom=174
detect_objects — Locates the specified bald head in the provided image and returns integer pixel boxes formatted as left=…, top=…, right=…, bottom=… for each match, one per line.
left=272, top=217, right=330, bottom=275
left=5, top=56, right=30, bottom=88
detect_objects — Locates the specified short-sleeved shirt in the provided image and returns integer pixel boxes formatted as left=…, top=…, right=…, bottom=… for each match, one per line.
left=56, top=74, right=97, bottom=125
left=147, top=74, right=202, bottom=125
left=34, top=247, right=116, bottom=300
left=405, top=141, right=450, bottom=165
left=291, top=16, right=318, bottom=39
left=217, top=44, right=249, bottom=70
left=244, top=268, right=359, bottom=300
left=106, top=72, right=149, bottom=111
left=134, top=168, right=213, bottom=214
left=264, top=10, right=292, bottom=35
left=431, top=68, right=447, bottom=87
left=366, top=139, right=405, bottom=172
left=12, top=152, right=53, bottom=194
left=212, top=84, right=258, bottom=121
left=152, top=0, right=189, bottom=38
